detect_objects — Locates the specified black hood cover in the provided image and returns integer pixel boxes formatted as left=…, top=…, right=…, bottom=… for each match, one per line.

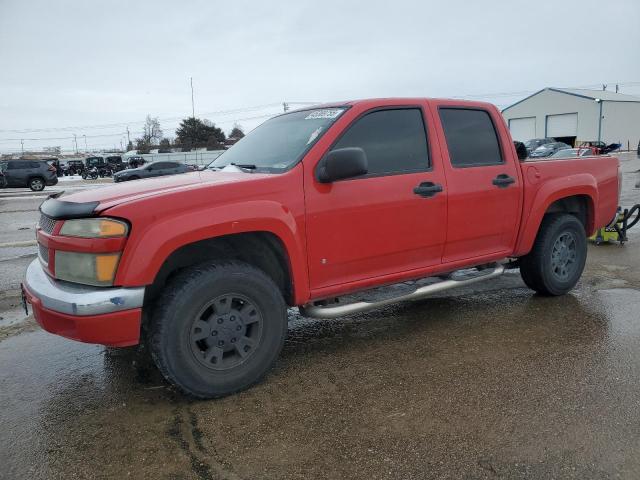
left=40, top=196, right=99, bottom=220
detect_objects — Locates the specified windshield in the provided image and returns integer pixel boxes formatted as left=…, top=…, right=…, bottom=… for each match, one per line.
left=551, top=149, right=578, bottom=157
left=525, top=140, right=542, bottom=147
left=209, top=107, right=347, bottom=172
left=86, top=157, right=104, bottom=166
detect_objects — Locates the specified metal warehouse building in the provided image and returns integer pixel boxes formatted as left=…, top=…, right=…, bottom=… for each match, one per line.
left=502, top=87, right=640, bottom=149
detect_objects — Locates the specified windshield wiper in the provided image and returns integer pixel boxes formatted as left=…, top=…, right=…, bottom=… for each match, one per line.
left=230, top=163, right=257, bottom=171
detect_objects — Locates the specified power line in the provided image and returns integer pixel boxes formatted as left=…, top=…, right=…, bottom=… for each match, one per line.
left=0, top=103, right=285, bottom=134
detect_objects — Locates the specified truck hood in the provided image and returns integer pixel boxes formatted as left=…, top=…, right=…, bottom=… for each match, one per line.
left=62, top=169, right=271, bottom=212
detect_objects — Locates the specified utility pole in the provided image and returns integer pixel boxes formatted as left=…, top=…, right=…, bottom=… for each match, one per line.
left=595, top=99, right=603, bottom=143
left=615, top=84, right=619, bottom=93
left=283, top=102, right=289, bottom=112
left=190, top=77, right=195, bottom=118
left=602, top=84, right=607, bottom=91
left=126, top=127, right=130, bottom=146
left=20, top=139, right=24, bottom=155
left=83, top=134, right=88, bottom=153
left=73, top=134, right=78, bottom=154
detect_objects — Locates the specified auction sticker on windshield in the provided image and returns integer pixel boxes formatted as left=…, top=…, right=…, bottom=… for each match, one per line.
left=305, top=109, right=343, bottom=120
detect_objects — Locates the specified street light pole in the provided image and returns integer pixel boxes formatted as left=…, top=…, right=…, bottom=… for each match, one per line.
left=190, top=77, right=195, bottom=118
left=83, top=134, right=88, bottom=153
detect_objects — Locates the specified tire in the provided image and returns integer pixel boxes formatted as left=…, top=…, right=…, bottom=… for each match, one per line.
left=28, top=177, right=45, bottom=191
left=519, top=213, right=587, bottom=296
left=148, top=261, right=288, bottom=398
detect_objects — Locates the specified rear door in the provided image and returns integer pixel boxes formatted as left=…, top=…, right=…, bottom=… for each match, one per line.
left=148, top=163, right=166, bottom=177
left=434, top=105, right=522, bottom=263
left=165, top=162, right=182, bottom=174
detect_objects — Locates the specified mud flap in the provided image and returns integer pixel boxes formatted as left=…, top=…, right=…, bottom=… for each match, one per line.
left=20, top=283, right=29, bottom=316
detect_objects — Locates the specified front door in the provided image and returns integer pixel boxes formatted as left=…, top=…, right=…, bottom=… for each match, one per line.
left=435, top=106, right=521, bottom=263
left=6, top=161, right=27, bottom=187
left=304, top=106, right=447, bottom=291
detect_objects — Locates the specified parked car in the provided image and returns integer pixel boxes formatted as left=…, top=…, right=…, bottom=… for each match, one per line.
left=524, top=138, right=555, bottom=155
left=113, top=161, right=189, bottom=182
left=579, top=141, right=622, bottom=155
left=24, top=98, right=620, bottom=399
left=105, top=155, right=125, bottom=172
left=85, top=156, right=105, bottom=168
left=84, top=156, right=112, bottom=177
left=127, top=156, right=146, bottom=168
left=63, top=160, right=85, bottom=176
left=550, top=147, right=596, bottom=158
left=0, top=159, right=58, bottom=191
left=529, top=142, right=572, bottom=158
left=0, top=171, right=6, bottom=188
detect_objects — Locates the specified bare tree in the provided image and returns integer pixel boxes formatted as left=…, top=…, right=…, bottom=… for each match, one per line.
left=143, top=115, right=163, bottom=145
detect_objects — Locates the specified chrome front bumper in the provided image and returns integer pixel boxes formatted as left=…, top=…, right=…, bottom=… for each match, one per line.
left=24, top=259, right=145, bottom=316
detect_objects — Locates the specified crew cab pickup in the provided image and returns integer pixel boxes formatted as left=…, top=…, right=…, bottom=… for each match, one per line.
left=23, top=98, right=621, bottom=398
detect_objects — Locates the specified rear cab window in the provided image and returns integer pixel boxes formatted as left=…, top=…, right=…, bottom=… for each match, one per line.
left=439, top=108, right=503, bottom=167
left=330, top=108, right=429, bottom=177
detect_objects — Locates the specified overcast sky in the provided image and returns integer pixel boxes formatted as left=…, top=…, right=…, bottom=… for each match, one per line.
left=1, top=0, right=639, bottom=153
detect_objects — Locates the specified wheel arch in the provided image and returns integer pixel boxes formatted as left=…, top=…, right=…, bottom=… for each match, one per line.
left=514, top=179, right=597, bottom=257
left=27, top=174, right=45, bottom=184
left=143, top=231, right=296, bottom=307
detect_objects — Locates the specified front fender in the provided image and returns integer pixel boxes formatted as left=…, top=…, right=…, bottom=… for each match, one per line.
left=514, top=174, right=598, bottom=256
left=113, top=200, right=308, bottom=303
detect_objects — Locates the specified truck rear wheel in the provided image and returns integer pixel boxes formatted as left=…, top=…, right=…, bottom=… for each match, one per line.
left=519, top=213, right=587, bottom=296
left=148, top=261, right=287, bottom=398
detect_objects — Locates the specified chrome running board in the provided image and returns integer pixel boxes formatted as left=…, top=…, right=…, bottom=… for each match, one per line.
left=299, top=264, right=505, bottom=319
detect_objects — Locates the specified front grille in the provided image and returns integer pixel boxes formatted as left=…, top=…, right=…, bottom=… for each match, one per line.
left=38, top=243, right=49, bottom=265
left=38, top=214, right=57, bottom=234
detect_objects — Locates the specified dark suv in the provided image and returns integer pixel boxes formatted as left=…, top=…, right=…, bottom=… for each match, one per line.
left=0, top=159, right=58, bottom=191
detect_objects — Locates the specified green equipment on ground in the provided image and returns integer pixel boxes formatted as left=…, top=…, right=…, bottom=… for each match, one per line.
left=589, top=205, right=640, bottom=245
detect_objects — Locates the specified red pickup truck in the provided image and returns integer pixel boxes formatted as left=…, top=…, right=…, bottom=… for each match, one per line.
left=23, top=98, right=620, bottom=398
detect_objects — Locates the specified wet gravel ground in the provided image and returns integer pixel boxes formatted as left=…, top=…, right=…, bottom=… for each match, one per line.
left=1, top=155, right=639, bottom=479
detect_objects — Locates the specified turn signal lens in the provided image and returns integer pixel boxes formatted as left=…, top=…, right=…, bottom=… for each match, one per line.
left=55, top=251, right=121, bottom=286
left=96, top=254, right=120, bottom=282
left=60, top=218, right=129, bottom=238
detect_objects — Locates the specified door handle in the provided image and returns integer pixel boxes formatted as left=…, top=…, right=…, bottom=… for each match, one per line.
left=413, top=182, right=443, bottom=198
left=492, top=174, right=515, bottom=188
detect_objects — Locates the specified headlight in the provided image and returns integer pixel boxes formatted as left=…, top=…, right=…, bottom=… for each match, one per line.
left=60, top=218, right=128, bottom=238
left=55, top=251, right=121, bottom=286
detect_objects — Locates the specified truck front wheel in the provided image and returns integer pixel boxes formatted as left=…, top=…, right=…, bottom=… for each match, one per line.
left=148, top=261, right=288, bottom=398
left=519, top=213, right=587, bottom=296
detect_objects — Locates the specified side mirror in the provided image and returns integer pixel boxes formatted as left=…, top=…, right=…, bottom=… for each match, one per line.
left=317, top=147, right=368, bottom=183
left=514, top=141, right=528, bottom=160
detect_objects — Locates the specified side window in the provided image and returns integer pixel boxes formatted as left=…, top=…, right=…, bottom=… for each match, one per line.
left=30, top=162, right=41, bottom=168
left=7, top=161, right=20, bottom=170
left=331, top=108, right=429, bottom=176
left=439, top=108, right=503, bottom=167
